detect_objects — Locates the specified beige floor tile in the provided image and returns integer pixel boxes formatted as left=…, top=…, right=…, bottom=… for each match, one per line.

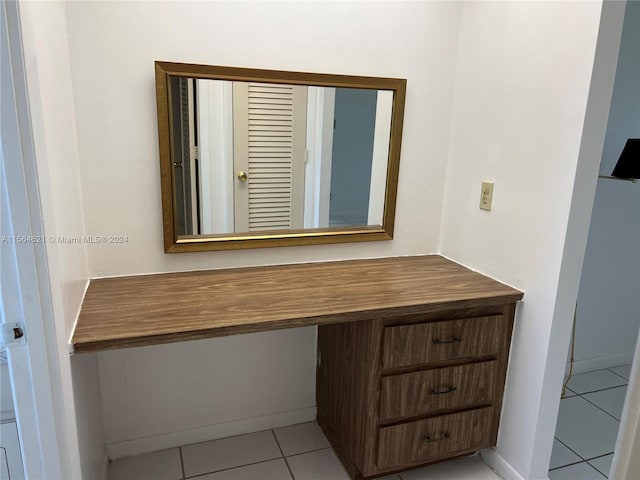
left=109, top=448, right=182, bottom=480
left=274, top=422, right=330, bottom=456
left=400, top=456, right=501, bottom=480
left=182, top=430, right=281, bottom=477
left=192, top=458, right=292, bottom=480
left=286, top=448, right=350, bottom=480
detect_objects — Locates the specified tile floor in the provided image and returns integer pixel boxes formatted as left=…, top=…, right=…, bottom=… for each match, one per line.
left=548, top=364, right=632, bottom=479
left=108, top=421, right=502, bottom=480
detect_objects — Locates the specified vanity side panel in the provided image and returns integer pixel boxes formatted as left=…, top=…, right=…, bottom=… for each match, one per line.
left=489, top=302, right=517, bottom=443
left=317, top=318, right=383, bottom=477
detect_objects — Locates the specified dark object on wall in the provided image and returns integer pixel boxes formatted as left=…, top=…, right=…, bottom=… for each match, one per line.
left=611, top=139, right=640, bottom=180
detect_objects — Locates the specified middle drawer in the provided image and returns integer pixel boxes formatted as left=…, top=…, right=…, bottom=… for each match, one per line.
left=380, top=361, right=497, bottom=422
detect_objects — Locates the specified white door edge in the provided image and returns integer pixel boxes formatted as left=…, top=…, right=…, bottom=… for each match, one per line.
left=1, top=2, right=72, bottom=478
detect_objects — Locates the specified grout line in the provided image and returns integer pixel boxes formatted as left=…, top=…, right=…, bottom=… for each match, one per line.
left=179, top=446, right=186, bottom=480
left=566, top=366, right=628, bottom=395
left=285, top=446, right=333, bottom=460
left=549, top=459, right=587, bottom=472
left=548, top=438, right=615, bottom=471
left=554, top=436, right=586, bottom=462
left=184, top=457, right=283, bottom=479
left=551, top=460, right=608, bottom=478
left=271, top=429, right=295, bottom=480
left=571, top=384, right=627, bottom=396
left=134, top=407, right=317, bottom=452
left=583, top=452, right=615, bottom=462
left=587, top=458, right=610, bottom=479
left=552, top=367, right=627, bottom=477
left=550, top=458, right=608, bottom=478
left=606, top=367, right=630, bottom=382
left=549, top=437, right=590, bottom=472
left=578, top=393, right=623, bottom=422
left=480, top=454, right=507, bottom=480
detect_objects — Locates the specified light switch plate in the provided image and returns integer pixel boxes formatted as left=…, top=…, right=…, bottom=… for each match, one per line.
left=480, top=181, right=494, bottom=211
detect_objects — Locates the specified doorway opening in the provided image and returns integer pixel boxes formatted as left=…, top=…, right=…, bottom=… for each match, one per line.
left=549, top=2, right=640, bottom=478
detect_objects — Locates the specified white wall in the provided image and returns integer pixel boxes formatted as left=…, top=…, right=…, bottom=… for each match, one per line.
left=64, top=1, right=463, bottom=457
left=439, top=2, right=620, bottom=479
left=575, top=181, right=640, bottom=370
left=17, top=2, right=106, bottom=479
left=66, top=1, right=460, bottom=277
left=99, top=329, right=318, bottom=458
left=574, top=1, right=640, bottom=372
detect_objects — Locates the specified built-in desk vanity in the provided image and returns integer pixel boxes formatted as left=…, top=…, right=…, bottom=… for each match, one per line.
left=72, top=255, right=523, bottom=479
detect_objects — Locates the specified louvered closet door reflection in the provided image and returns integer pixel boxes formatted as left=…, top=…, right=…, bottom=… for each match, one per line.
left=233, top=82, right=307, bottom=232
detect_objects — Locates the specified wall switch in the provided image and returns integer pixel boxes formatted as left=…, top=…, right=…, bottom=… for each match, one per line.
left=480, top=181, right=494, bottom=211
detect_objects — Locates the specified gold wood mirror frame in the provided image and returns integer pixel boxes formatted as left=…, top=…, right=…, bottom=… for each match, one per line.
left=155, top=61, right=406, bottom=252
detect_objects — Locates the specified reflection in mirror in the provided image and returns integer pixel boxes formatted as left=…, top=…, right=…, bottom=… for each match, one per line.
left=170, top=78, right=393, bottom=236
left=155, top=62, right=406, bottom=252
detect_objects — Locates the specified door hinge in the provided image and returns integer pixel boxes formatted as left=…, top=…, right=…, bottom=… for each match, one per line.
left=1, top=322, right=27, bottom=347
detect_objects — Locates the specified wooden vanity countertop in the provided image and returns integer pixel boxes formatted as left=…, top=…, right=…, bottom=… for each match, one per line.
left=71, top=255, right=523, bottom=354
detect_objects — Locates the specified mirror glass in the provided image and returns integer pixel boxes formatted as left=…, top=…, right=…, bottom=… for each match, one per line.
left=155, top=62, right=406, bottom=252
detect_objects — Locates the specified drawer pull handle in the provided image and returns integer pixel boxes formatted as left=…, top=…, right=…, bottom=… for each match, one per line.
left=430, top=386, right=457, bottom=395
left=422, top=432, right=451, bottom=443
left=432, top=336, right=461, bottom=345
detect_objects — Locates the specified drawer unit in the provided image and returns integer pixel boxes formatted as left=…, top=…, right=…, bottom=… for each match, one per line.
left=316, top=288, right=521, bottom=479
left=380, top=361, right=497, bottom=422
left=377, top=407, right=494, bottom=469
left=382, top=315, right=503, bottom=369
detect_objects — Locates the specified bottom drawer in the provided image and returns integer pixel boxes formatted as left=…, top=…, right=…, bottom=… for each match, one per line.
left=377, top=407, right=494, bottom=468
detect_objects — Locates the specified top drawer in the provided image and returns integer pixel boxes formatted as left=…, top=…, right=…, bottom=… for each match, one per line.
left=383, top=315, right=503, bottom=369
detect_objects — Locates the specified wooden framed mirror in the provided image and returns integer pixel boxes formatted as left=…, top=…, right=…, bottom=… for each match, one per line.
left=155, top=61, right=406, bottom=252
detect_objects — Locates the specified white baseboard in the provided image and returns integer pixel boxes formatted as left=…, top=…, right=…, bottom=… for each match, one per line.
left=566, top=352, right=635, bottom=376
left=106, top=407, right=317, bottom=459
left=481, top=449, right=529, bottom=480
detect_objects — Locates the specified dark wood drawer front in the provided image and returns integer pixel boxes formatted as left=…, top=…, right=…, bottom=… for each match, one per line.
left=382, top=315, right=503, bottom=369
left=377, top=407, right=493, bottom=468
left=380, top=361, right=497, bottom=422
